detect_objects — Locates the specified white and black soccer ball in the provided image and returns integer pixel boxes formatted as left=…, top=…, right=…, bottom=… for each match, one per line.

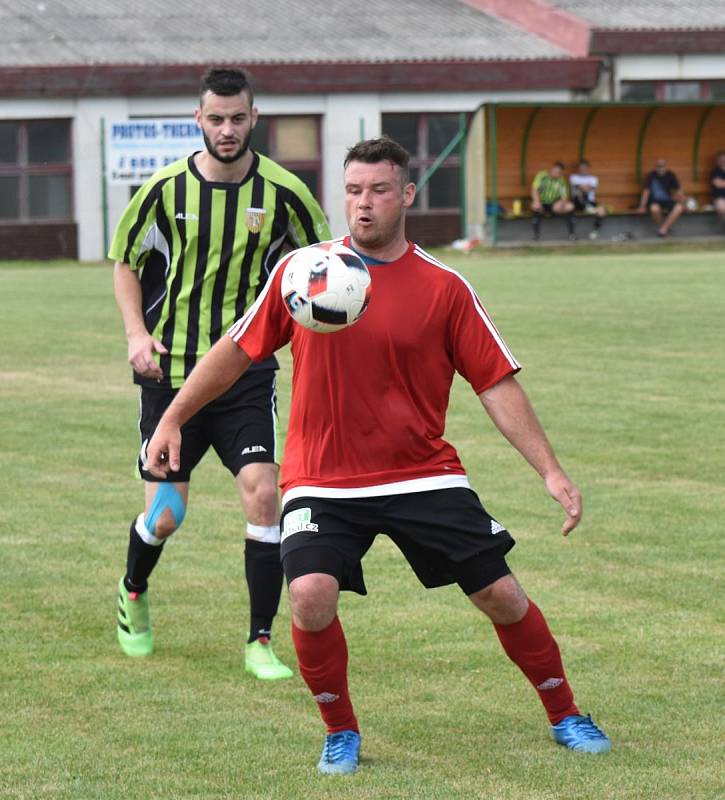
left=280, top=242, right=372, bottom=333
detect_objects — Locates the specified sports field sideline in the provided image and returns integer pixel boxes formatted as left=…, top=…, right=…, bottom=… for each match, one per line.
left=1, top=247, right=723, bottom=800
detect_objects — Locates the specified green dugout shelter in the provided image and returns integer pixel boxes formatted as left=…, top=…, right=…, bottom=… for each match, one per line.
left=460, top=102, right=725, bottom=244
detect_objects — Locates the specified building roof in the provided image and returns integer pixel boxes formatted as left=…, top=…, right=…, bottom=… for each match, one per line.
left=3, top=1, right=722, bottom=99
left=0, top=0, right=567, bottom=67
left=549, top=1, right=725, bottom=30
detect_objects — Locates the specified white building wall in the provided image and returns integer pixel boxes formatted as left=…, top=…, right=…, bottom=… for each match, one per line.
left=614, top=54, right=725, bottom=96
left=76, top=98, right=131, bottom=261
left=320, top=94, right=380, bottom=237
left=9, top=58, right=725, bottom=260
left=1, top=87, right=573, bottom=260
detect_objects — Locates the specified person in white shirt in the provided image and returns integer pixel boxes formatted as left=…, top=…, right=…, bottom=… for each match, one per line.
left=569, top=159, right=607, bottom=239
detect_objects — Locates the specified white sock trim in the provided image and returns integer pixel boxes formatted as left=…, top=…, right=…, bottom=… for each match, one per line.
left=135, top=513, right=163, bottom=546
left=246, top=523, right=281, bottom=544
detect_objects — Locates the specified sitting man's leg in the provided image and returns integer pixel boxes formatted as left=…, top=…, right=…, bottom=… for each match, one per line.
left=552, top=198, right=576, bottom=239
left=715, top=196, right=725, bottom=224
left=659, top=201, right=684, bottom=236
left=649, top=202, right=664, bottom=231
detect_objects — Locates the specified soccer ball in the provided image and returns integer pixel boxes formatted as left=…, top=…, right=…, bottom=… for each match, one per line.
left=280, top=242, right=372, bottom=333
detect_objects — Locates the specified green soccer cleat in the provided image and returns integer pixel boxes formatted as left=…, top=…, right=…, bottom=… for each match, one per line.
left=116, top=578, right=154, bottom=657
left=245, top=637, right=293, bottom=680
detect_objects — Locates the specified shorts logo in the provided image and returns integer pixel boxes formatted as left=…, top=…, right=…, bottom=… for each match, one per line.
left=537, top=677, right=564, bottom=690
left=313, top=692, right=339, bottom=704
left=241, top=445, right=267, bottom=455
left=282, top=507, right=319, bottom=542
left=490, top=520, right=506, bottom=535
left=246, top=207, right=266, bottom=233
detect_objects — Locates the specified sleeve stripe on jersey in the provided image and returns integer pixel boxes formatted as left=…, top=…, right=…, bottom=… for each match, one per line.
left=122, top=178, right=170, bottom=265
left=276, top=183, right=318, bottom=246
left=413, top=245, right=521, bottom=370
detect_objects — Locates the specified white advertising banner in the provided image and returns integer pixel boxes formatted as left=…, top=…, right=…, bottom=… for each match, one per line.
left=105, top=118, right=204, bottom=185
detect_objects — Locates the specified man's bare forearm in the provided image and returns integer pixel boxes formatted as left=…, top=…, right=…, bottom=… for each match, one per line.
left=479, top=374, right=562, bottom=479
left=164, top=336, right=252, bottom=427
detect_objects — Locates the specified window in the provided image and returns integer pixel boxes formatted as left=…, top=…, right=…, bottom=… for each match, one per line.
left=382, top=113, right=464, bottom=212
left=708, top=82, right=725, bottom=101
left=621, top=79, right=725, bottom=102
left=664, top=82, right=700, bottom=101
left=620, top=82, right=657, bottom=102
left=0, top=119, right=72, bottom=222
left=252, top=116, right=322, bottom=200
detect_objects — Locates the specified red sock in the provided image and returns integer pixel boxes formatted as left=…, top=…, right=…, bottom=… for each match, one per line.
left=291, top=616, right=359, bottom=734
left=494, top=601, right=579, bottom=724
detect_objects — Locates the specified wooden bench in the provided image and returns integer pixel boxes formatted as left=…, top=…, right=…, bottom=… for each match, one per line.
left=486, top=102, right=725, bottom=222
left=489, top=208, right=723, bottom=244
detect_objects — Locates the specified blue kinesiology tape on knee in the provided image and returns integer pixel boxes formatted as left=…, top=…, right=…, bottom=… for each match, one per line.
left=145, top=483, right=186, bottom=535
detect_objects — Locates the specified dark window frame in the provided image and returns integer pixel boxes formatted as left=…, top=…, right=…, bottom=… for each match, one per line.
left=0, top=118, right=73, bottom=223
left=252, top=115, right=323, bottom=203
left=382, top=112, right=464, bottom=213
left=621, top=79, right=725, bottom=102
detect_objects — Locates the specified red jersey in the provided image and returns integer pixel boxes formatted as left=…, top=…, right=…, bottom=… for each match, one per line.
left=228, top=239, right=520, bottom=503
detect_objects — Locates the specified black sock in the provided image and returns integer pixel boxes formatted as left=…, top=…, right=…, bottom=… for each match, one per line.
left=594, top=216, right=603, bottom=229
left=124, top=519, right=165, bottom=594
left=245, top=539, right=283, bottom=643
left=565, top=214, right=575, bottom=235
left=532, top=214, right=542, bottom=236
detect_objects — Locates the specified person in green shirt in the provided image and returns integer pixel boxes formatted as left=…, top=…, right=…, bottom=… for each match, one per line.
left=110, top=67, right=331, bottom=678
left=530, top=161, right=576, bottom=241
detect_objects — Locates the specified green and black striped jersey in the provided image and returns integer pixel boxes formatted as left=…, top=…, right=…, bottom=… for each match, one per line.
left=109, top=151, right=331, bottom=388
left=532, top=170, right=569, bottom=204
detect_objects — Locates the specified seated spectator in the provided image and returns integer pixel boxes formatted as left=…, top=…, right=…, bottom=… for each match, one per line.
left=531, top=161, right=575, bottom=241
left=710, top=151, right=725, bottom=225
left=569, top=159, right=607, bottom=240
left=637, top=158, right=685, bottom=238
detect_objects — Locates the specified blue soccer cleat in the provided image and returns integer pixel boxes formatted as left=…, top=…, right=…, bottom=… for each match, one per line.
left=552, top=714, right=611, bottom=754
left=317, top=730, right=361, bottom=774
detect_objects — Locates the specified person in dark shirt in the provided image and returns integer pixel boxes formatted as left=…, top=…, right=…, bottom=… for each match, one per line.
left=637, top=158, right=685, bottom=238
left=709, top=151, right=725, bottom=225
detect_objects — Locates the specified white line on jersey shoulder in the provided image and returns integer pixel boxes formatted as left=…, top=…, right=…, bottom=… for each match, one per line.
left=412, top=245, right=520, bottom=369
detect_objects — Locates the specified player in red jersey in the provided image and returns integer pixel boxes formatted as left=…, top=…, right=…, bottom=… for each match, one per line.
left=144, top=136, right=611, bottom=772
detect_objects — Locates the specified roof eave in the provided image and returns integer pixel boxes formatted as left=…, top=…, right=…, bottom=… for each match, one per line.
left=590, top=28, right=725, bottom=54
left=0, top=59, right=601, bottom=98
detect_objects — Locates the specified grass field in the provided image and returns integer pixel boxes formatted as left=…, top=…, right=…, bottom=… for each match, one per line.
left=1, top=248, right=723, bottom=800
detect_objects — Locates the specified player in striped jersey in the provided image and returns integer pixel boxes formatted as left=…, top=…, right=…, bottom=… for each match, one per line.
left=110, top=67, right=330, bottom=679
left=143, top=137, right=611, bottom=770
left=531, top=161, right=576, bottom=241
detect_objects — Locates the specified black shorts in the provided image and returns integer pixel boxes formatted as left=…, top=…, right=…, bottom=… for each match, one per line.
left=572, top=196, right=597, bottom=213
left=538, top=202, right=568, bottom=215
left=648, top=199, right=675, bottom=213
left=280, top=488, right=515, bottom=596
left=138, top=368, right=278, bottom=483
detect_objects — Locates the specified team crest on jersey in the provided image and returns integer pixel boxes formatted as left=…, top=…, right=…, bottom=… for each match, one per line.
left=282, top=507, right=319, bottom=542
left=246, top=207, right=266, bottom=233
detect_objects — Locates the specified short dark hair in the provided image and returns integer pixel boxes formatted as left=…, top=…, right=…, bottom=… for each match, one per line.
left=199, top=67, right=254, bottom=105
left=344, top=136, right=411, bottom=183
left=552, top=160, right=565, bottom=170
left=578, top=158, right=590, bottom=167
